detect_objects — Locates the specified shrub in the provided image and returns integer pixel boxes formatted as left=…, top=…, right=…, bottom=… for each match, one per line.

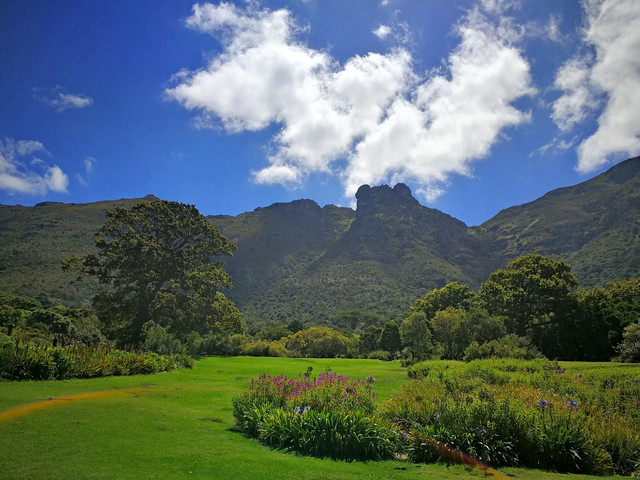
left=366, top=349, right=392, bottom=361
left=232, top=371, right=389, bottom=461
left=463, top=334, right=542, bottom=361
left=0, top=343, right=71, bottom=380
left=258, top=407, right=401, bottom=460
left=142, top=324, right=185, bottom=355
left=0, top=343, right=193, bottom=380
left=393, top=359, right=640, bottom=474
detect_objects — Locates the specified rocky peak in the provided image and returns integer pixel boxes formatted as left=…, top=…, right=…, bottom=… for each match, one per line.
left=355, top=183, right=420, bottom=216
left=256, top=199, right=322, bottom=219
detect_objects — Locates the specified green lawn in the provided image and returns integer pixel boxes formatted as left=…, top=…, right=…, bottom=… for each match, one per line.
left=0, top=357, right=630, bottom=480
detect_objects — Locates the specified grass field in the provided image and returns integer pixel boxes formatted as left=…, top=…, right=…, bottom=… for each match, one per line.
left=0, top=357, right=632, bottom=480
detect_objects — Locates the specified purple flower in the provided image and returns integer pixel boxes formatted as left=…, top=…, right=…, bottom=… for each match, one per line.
left=526, top=403, right=531, bottom=408
left=567, top=399, right=579, bottom=409
left=536, top=399, right=549, bottom=409
left=366, top=375, right=376, bottom=384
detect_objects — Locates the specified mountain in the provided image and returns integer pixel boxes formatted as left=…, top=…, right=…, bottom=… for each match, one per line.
left=0, top=195, right=159, bottom=306
left=210, top=183, right=495, bottom=327
left=0, top=157, right=638, bottom=328
left=480, top=156, right=640, bottom=287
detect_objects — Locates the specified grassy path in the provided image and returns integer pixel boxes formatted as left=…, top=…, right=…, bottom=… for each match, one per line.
left=0, top=357, right=627, bottom=480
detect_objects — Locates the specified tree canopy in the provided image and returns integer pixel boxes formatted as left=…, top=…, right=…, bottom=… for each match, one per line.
left=64, top=200, right=241, bottom=345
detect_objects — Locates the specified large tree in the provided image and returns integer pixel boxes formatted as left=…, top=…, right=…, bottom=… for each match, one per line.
left=478, top=254, right=578, bottom=341
left=64, top=200, right=241, bottom=345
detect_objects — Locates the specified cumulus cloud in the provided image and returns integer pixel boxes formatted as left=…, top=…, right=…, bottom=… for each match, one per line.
left=373, top=24, right=391, bottom=40
left=0, top=138, right=69, bottom=195
left=167, top=1, right=534, bottom=203
left=34, top=85, right=93, bottom=112
left=551, top=0, right=640, bottom=173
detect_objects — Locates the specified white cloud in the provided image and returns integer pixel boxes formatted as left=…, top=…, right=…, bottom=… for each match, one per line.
left=545, top=14, right=562, bottom=42
left=551, top=55, right=599, bottom=131
left=373, top=24, right=391, bottom=40
left=168, top=2, right=534, bottom=203
left=344, top=7, right=535, bottom=198
left=0, top=138, right=69, bottom=195
left=551, top=0, right=640, bottom=173
left=76, top=157, right=98, bottom=186
left=34, top=86, right=93, bottom=112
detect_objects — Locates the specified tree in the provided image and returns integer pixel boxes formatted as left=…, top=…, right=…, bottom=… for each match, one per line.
left=617, top=321, right=640, bottom=362
left=400, top=311, right=432, bottom=361
left=285, top=326, right=352, bottom=358
left=379, top=321, right=401, bottom=354
left=360, top=325, right=382, bottom=354
left=411, top=282, right=474, bottom=319
left=431, top=307, right=465, bottom=359
left=478, top=254, right=578, bottom=337
left=64, top=200, right=239, bottom=345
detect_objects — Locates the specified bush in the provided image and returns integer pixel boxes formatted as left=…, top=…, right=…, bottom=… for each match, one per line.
left=232, top=371, right=390, bottom=461
left=0, top=343, right=193, bottom=380
left=366, top=349, right=392, bottom=361
left=0, top=343, right=71, bottom=380
left=258, top=407, right=401, bottom=460
left=463, top=334, right=542, bottom=361
left=389, top=359, right=640, bottom=474
left=142, top=324, right=185, bottom=355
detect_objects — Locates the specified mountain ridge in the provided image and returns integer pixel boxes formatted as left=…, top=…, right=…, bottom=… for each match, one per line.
left=0, top=157, right=638, bottom=328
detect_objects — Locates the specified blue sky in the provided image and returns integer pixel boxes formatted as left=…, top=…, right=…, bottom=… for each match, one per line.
left=1, top=0, right=638, bottom=226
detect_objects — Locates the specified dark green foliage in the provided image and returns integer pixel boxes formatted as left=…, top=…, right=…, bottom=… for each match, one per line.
left=142, top=323, right=185, bottom=355
left=478, top=254, right=578, bottom=337
left=0, top=291, right=105, bottom=346
left=0, top=343, right=193, bottom=380
left=326, top=309, right=384, bottom=332
left=617, top=321, right=640, bottom=362
left=379, top=321, right=401, bottom=355
left=411, top=282, right=475, bottom=319
left=257, top=408, right=401, bottom=461
left=63, top=200, right=239, bottom=345
left=400, top=311, right=432, bottom=362
left=359, top=325, right=382, bottom=354
left=463, top=334, right=542, bottom=361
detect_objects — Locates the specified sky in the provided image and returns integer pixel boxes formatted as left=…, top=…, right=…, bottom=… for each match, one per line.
left=1, top=0, right=639, bottom=226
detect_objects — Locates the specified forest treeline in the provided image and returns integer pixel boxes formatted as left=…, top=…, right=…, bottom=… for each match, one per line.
left=2, top=253, right=638, bottom=363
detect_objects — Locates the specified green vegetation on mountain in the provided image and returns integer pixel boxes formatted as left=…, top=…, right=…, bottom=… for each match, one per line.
left=0, top=157, right=638, bottom=331
left=480, top=156, right=640, bottom=287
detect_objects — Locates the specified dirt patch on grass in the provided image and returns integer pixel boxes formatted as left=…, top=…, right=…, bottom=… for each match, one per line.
left=0, top=388, right=154, bottom=424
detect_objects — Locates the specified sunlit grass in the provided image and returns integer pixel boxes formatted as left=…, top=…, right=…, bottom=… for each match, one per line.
left=0, top=357, right=632, bottom=479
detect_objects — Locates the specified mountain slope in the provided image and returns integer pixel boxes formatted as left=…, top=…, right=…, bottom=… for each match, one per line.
left=0, top=157, right=638, bottom=327
left=0, top=195, right=159, bottom=305
left=210, top=183, right=495, bottom=327
left=480, top=156, right=640, bottom=286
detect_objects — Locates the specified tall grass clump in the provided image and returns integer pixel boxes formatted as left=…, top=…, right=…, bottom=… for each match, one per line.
left=0, top=342, right=193, bottom=380
left=232, top=370, right=401, bottom=461
left=392, top=358, right=640, bottom=475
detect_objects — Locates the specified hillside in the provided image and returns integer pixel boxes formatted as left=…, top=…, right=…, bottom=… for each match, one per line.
left=210, top=183, right=495, bottom=327
left=0, top=195, right=159, bottom=306
left=0, top=157, right=638, bottom=327
left=480, top=156, right=640, bottom=287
